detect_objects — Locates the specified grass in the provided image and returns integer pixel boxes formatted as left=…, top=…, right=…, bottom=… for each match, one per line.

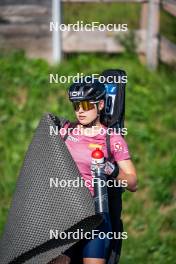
left=64, top=3, right=140, bottom=29
left=63, top=2, right=176, bottom=43
left=0, top=50, right=176, bottom=263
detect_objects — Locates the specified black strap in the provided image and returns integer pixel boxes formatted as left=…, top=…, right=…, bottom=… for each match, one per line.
left=63, top=132, right=69, bottom=141
left=60, top=120, right=69, bottom=141
left=106, top=133, right=113, bottom=162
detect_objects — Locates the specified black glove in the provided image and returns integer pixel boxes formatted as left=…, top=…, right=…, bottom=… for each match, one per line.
left=104, top=161, right=119, bottom=179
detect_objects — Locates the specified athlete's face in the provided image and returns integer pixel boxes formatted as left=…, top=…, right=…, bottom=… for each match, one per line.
left=75, top=100, right=104, bottom=125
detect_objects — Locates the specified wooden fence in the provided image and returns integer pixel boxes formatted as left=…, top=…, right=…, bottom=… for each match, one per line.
left=0, top=0, right=175, bottom=69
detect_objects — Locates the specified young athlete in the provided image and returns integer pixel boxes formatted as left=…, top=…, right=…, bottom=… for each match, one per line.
left=51, top=79, right=137, bottom=264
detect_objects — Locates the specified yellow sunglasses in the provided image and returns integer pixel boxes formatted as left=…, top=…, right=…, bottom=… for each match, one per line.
left=72, top=101, right=98, bottom=111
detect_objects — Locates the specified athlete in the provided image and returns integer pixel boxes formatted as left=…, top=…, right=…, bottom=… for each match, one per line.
left=51, top=78, right=137, bottom=264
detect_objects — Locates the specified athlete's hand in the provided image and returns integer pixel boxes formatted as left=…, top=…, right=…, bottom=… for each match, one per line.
left=104, top=161, right=119, bottom=178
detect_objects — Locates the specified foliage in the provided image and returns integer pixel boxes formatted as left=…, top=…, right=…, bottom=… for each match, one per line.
left=117, top=30, right=137, bottom=54
left=64, top=3, right=176, bottom=43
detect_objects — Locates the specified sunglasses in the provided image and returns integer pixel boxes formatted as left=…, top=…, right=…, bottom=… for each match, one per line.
left=72, top=100, right=98, bottom=111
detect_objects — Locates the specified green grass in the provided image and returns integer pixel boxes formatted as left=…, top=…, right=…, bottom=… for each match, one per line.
left=0, top=50, right=176, bottom=263
left=64, top=3, right=140, bottom=29
left=63, top=3, right=176, bottom=43
left=160, top=8, right=176, bottom=43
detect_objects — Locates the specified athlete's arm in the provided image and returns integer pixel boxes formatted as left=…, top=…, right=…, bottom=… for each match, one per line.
left=117, top=159, right=137, bottom=192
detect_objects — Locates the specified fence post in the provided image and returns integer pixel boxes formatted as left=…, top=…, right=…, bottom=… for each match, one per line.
left=140, top=2, right=149, bottom=29
left=52, top=0, right=62, bottom=63
left=139, top=1, right=149, bottom=64
left=146, top=0, right=160, bottom=70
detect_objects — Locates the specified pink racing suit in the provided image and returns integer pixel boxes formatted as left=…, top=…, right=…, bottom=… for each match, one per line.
left=60, top=123, right=130, bottom=195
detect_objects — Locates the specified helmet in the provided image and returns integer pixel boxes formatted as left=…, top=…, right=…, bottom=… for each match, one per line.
left=68, top=77, right=106, bottom=102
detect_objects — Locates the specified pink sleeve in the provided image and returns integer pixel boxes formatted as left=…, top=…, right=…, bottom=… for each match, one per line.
left=111, top=135, right=131, bottom=162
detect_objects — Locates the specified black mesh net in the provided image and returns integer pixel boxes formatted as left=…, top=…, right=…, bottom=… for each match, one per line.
left=0, top=113, right=102, bottom=264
